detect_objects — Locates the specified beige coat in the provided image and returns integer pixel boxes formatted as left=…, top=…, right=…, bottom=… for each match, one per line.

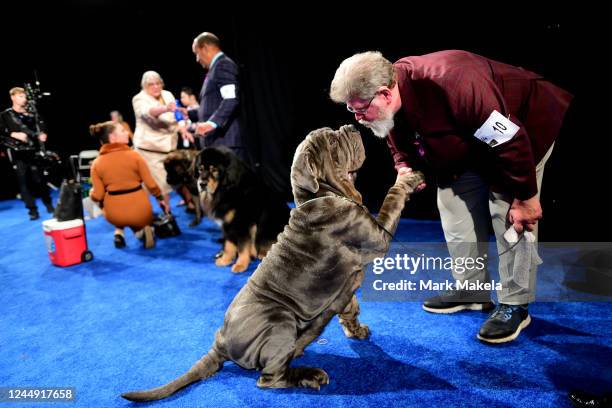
left=132, top=89, right=178, bottom=153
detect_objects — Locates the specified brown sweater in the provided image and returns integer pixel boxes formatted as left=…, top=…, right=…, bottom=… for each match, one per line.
left=90, top=143, right=161, bottom=229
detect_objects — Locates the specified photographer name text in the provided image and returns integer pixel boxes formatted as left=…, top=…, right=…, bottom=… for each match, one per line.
left=372, top=279, right=502, bottom=291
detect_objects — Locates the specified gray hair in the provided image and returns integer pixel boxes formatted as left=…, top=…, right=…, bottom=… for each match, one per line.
left=140, top=71, right=164, bottom=89
left=329, top=51, right=396, bottom=103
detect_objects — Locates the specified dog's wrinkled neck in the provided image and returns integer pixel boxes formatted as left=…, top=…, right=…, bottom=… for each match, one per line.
left=315, top=182, right=342, bottom=199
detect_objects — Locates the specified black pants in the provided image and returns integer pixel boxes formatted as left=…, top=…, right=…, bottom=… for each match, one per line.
left=12, top=154, right=51, bottom=211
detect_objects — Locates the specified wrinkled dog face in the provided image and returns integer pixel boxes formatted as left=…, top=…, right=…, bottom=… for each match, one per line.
left=330, top=125, right=365, bottom=201
left=290, top=125, right=366, bottom=206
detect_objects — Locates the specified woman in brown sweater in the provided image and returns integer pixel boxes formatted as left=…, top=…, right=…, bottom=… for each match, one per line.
left=89, top=121, right=167, bottom=248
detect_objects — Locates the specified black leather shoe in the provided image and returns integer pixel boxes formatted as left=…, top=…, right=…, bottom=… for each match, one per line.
left=422, top=290, right=495, bottom=314
left=45, top=203, right=55, bottom=214
left=478, top=303, right=530, bottom=344
left=29, top=209, right=40, bottom=221
left=569, top=390, right=612, bottom=407
left=114, top=234, right=126, bottom=249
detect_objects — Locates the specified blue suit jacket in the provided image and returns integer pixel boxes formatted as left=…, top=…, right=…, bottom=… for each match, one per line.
left=198, top=54, right=244, bottom=148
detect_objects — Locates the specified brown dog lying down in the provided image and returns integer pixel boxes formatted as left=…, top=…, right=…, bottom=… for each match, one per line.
left=121, top=125, right=423, bottom=401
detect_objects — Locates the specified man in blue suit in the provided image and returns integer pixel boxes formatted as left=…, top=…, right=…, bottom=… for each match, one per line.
left=192, top=32, right=248, bottom=162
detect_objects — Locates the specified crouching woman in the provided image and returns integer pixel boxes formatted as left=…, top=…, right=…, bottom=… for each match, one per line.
left=89, top=121, right=167, bottom=248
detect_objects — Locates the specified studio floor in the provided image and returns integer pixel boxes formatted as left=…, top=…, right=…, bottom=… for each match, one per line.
left=0, top=193, right=610, bottom=407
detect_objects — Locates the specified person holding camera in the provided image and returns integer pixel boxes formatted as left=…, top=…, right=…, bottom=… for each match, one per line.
left=0, top=87, right=53, bottom=220
left=89, top=121, right=168, bottom=249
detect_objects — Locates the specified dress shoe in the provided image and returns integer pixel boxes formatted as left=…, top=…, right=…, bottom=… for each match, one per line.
left=423, top=290, right=495, bottom=314
left=114, top=234, right=126, bottom=249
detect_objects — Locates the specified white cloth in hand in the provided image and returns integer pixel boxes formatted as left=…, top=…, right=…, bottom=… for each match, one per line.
left=501, top=227, right=543, bottom=289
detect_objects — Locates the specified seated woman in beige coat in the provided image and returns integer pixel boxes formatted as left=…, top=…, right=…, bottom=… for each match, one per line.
left=89, top=121, right=168, bottom=249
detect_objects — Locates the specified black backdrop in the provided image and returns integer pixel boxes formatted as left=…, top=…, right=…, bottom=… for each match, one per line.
left=1, top=4, right=607, bottom=240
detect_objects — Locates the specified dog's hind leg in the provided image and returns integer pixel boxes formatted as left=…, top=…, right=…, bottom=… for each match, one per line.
left=255, top=320, right=329, bottom=390
left=257, top=354, right=330, bottom=390
left=339, top=294, right=370, bottom=339
left=293, top=310, right=336, bottom=358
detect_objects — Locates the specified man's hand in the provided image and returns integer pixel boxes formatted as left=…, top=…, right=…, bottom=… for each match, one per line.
left=509, top=195, right=542, bottom=233
left=179, top=126, right=194, bottom=144
left=38, top=132, right=48, bottom=142
left=398, top=167, right=426, bottom=192
left=195, top=122, right=215, bottom=137
left=10, top=132, right=28, bottom=142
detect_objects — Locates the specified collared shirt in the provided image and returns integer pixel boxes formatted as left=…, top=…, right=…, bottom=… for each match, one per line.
left=210, top=51, right=224, bottom=69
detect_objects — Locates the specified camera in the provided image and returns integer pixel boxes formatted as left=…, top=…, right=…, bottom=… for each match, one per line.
left=24, top=80, right=51, bottom=116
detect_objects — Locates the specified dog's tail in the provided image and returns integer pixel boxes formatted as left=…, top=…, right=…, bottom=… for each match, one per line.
left=121, top=349, right=225, bottom=402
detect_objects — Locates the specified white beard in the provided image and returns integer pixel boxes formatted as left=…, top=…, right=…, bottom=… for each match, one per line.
left=359, top=117, right=395, bottom=138
left=358, top=108, right=395, bottom=138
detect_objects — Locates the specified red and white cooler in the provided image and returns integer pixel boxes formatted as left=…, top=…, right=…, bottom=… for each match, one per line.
left=43, top=218, right=90, bottom=267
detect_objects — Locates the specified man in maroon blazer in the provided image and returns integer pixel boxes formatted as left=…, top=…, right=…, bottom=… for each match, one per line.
left=330, top=50, right=573, bottom=344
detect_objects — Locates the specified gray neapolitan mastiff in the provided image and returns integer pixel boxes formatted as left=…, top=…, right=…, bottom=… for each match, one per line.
left=122, top=125, right=423, bottom=401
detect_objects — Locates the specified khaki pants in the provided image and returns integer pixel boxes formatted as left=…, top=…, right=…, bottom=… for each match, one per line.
left=135, top=147, right=173, bottom=196
left=437, top=145, right=554, bottom=305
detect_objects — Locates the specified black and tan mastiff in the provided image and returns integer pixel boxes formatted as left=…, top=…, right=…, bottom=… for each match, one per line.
left=195, top=147, right=291, bottom=272
left=121, top=125, right=424, bottom=401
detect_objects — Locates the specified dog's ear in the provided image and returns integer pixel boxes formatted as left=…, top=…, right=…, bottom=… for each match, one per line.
left=291, top=147, right=319, bottom=193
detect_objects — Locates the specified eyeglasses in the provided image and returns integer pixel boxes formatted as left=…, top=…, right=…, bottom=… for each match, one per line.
left=346, top=93, right=377, bottom=114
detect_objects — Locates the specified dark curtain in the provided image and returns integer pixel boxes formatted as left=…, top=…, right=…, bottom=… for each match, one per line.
left=1, top=6, right=607, bottom=238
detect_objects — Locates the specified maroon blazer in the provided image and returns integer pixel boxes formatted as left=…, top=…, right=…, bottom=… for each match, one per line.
left=387, top=50, right=573, bottom=200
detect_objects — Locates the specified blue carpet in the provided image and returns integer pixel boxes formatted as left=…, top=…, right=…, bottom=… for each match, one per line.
left=0, top=193, right=610, bottom=407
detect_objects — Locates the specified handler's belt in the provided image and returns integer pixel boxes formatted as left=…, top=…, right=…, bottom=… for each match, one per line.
left=136, top=146, right=173, bottom=155
left=108, top=185, right=142, bottom=195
